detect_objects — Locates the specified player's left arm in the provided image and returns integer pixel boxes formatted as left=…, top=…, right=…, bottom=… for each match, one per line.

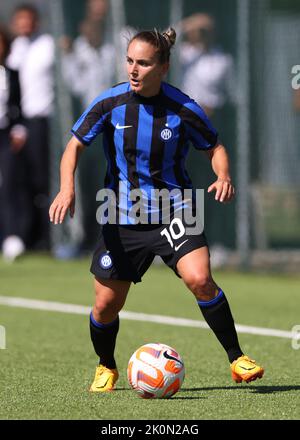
left=205, top=142, right=235, bottom=203
left=181, top=97, right=234, bottom=203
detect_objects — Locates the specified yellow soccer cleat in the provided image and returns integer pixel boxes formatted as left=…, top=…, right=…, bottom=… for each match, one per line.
left=231, top=355, right=264, bottom=383
left=89, top=364, right=119, bottom=392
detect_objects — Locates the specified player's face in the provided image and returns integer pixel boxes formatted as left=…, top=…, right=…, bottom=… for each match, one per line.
left=127, top=40, right=169, bottom=97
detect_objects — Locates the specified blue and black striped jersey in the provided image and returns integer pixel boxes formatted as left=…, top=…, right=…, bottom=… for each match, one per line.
left=71, top=81, right=218, bottom=222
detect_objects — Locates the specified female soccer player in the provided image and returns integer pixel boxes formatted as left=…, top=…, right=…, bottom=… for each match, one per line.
left=49, top=28, right=264, bottom=392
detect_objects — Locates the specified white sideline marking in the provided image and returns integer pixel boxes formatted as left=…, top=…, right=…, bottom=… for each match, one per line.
left=0, top=295, right=298, bottom=340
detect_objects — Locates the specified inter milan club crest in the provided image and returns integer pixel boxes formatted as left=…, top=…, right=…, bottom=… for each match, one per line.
left=160, top=126, right=173, bottom=141
left=99, top=252, right=113, bottom=269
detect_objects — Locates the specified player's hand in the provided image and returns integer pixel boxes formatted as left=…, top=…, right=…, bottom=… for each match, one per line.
left=207, top=178, right=235, bottom=203
left=49, top=190, right=75, bottom=224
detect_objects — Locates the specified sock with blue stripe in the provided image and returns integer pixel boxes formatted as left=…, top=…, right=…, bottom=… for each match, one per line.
left=198, top=289, right=243, bottom=363
left=89, top=312, right=119, bottom=369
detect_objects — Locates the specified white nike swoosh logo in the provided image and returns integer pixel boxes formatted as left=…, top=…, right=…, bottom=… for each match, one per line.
left=116, top=123, right=133, bottom=129
left=174, top=239, right=189, bottom=252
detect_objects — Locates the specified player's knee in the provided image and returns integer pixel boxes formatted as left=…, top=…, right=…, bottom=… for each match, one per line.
left=184, top=272, right=212, bottom=295
left=93, top=292, right=121, bottom=319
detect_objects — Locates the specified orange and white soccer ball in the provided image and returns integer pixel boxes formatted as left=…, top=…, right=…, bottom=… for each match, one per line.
left=127, top=343, right=185, bottom=399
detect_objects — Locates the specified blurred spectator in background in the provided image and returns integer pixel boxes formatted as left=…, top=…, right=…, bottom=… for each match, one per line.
left=60, top=0, right=130, bottom=107
left=179, top=13, right=235, bottom=117
left=178, top=13, right=236, bottom=257
left=85, top=0, right=109, bottom=22
left=7, top=4, right=55, bottom=251
left=59, top=0, right=132, bottom=252
left=0, top=25, right=27, bottom=261
left=60, top=16, right=115, bottom=108
left=59, top=0, right=114, bottom=252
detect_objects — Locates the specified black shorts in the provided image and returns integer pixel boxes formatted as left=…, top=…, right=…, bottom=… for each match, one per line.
left=90, top=216, right=208, bottom=283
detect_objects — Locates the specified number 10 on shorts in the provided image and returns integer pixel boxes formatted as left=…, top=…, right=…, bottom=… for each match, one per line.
left=160, top=218, right=186, bottom=248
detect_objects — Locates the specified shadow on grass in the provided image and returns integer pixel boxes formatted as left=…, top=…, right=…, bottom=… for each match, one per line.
left=180, top=385, right=300, bottom=394
left=112, top=388, right=205, bottom=400
left=97, top=385, right=300, bottom=401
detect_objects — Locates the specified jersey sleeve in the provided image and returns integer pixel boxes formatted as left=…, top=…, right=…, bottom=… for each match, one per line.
left=182, top=100, right=218, bottom=150
left=71, top=89, right=112, bottom=145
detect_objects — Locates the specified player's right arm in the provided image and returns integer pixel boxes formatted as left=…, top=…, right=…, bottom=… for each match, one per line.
left=49, top=136, right=85, bottom=225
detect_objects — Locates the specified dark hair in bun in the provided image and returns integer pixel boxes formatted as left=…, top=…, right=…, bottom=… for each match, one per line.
left=129, top=27, right=176, bottom=64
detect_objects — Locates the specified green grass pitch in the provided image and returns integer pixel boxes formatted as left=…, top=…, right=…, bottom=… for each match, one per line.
left=0, top=255, right=300, bottom=420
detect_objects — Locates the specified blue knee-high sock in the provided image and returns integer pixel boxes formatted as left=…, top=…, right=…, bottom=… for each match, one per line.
left=197, top=289, right=243, bottom=363
left=89, top=312, right=119, bottom=369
